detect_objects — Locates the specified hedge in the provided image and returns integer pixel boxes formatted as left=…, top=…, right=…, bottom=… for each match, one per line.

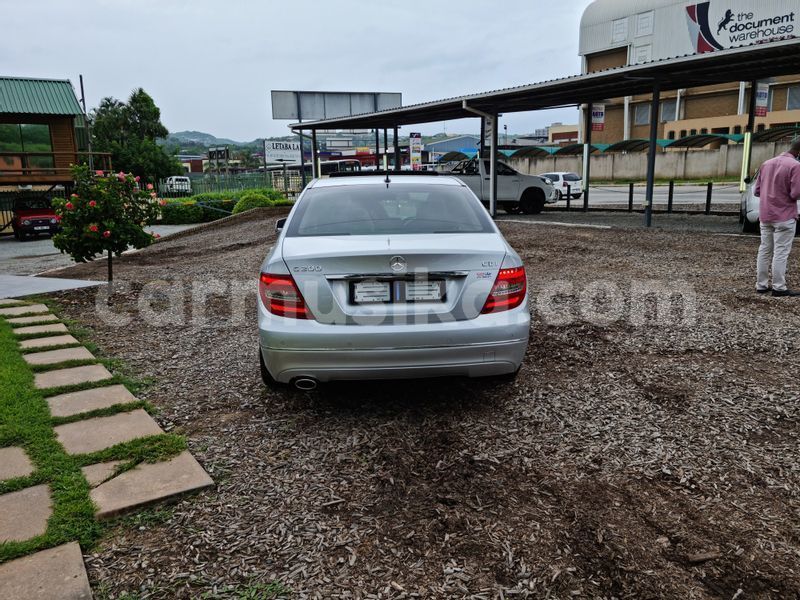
left=159, top=188, right=292, bottom=225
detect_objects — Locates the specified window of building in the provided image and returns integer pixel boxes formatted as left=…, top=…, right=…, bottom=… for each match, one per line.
left=634, top=104, right=651, bottom=126
left=680, top=130, right=687, bottom=138
left=757, top=124, right=766, bottom=132
left=789, top=86, right=800, bottom=110
left=700, top=128, right=708, bottom=134
left=734, top=125, right=742, bottom=134
left=690, top=129, right=698, bottom=135
left=612, top=18, right=628, bottom=44
left=668, top=131, right=676, bottom=140
left=636, top=11, right=655, bottom=37
left=0, top=123, right=53, bottom=168
left=633, top=44, right=652, bottom=64
left=660, top=99, right=677, bottom=122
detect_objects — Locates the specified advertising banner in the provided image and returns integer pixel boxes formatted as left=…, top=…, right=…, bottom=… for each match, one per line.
left=591, top=104, right=606, bottom=131
left=409, top=133, right=423, bottom=171
left=755, top=83, right=770, bottom=117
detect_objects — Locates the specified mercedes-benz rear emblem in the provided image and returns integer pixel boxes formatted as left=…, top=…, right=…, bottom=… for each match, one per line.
left=390, top=256, right=407, bottom=272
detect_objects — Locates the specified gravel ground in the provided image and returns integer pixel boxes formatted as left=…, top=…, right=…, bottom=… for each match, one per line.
left=42, top=212, right=800, bottom=599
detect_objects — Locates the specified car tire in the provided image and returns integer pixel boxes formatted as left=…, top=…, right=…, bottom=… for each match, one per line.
left=741, top=218, right=759, bottom=234
left=13, top=230, right=20, bottom=240
left=259, top=348, right=284, bottom=390
left=520, top=189, right=545, bottom=215
left=503, top=203, right=521, bottom=214
left=571, top=193, right=582, bottom=200
left=556, top=190, right=563, bottom=201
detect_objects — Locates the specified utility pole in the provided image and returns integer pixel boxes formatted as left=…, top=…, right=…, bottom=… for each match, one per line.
left=79, top=74, right=94, bottom=171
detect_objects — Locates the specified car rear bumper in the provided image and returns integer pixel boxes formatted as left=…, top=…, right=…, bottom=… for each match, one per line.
left=258, top=305, right=530, bottom=383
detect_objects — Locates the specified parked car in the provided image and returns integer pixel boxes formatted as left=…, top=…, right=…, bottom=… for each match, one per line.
left=12, top=197, right=60, bottom=240
left=740, top=170, right=800, bottom=235
left=540, top=172, right=583, bottom=201
left=257, top=174, right=530, bottom=389
left=448, top=158, right=557, bottom=214
left=163, top=176, right=192, bottom=195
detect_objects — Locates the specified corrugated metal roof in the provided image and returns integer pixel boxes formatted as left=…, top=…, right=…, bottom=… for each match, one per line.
left=0, top=77, right=83, bottom=116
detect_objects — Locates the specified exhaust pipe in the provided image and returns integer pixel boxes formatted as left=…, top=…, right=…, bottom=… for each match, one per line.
left=293, top=377, right=318, bottom=391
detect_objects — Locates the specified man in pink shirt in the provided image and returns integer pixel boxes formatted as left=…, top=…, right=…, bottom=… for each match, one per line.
left=755, top=139, right=800, bottom=297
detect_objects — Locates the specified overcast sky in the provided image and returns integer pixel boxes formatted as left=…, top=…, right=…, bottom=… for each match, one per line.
left=4, top=0, right=595, bottom=141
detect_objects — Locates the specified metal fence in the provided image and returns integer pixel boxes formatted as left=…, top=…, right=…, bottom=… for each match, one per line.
left=157, top=172, right=305, bottom=199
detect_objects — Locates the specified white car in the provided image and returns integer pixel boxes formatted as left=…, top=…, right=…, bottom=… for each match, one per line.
left=257, top=173, right=531, bottom=389
left=164, top=176, right=192, bottom=195
left=540, top=172, right=583, bottom=201
left=740, top=170, right=800, bottom=234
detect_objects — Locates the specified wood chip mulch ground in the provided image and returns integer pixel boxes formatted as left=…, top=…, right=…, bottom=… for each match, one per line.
left=45, top=213, right=800, bottom=599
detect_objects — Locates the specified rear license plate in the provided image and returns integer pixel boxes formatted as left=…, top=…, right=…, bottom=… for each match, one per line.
left=34, top=226, right=49, bottom=231
left=353, top=281, right=391, bottom=303
left=405, top=280, right=444, bottom=302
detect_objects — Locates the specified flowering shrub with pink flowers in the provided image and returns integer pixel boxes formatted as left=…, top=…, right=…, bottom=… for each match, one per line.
left=52, top=165, right=161, bottom=279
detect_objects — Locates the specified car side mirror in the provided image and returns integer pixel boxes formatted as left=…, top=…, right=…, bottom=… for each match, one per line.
left=275, top=218, right=287, bottom=232
left=743, top=176, right=752, bottom=184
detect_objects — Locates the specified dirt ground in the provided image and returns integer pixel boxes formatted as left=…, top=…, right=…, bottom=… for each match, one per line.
left=45, top=212, right=800, bottom=599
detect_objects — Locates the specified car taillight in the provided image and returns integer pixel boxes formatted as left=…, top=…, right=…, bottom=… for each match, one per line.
left=259, top=273, right=313, bottom=319
left=481, top=266, right=527, bottom=314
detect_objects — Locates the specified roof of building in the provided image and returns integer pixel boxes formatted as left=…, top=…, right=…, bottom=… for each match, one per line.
left=424, top=135, right=480, bottom=148
left=0, top=76, right=83, bottom=116
left=291, top=39, right=800, bottom=132
left=580, top=0, right=680, bottom=28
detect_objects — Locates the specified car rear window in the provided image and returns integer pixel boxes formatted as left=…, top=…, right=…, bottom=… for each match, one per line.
left=286, top=183, right=495, bottom=237
left=563, top=173, right=581, bottom=181
left=542, top=173, right=558, bottom=181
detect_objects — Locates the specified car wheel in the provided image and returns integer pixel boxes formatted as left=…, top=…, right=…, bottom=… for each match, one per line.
left=520, top=189, right=545, bottom=215
left=572, top=193, right=582, bottom=200
left=741, top=218, right=759, bottom=234
left=13, top=229, right=20, bottom=240
left=503, top=203, right=521, bottom=214
left=259, top=348, right=284, bottom=390
left=556, top=190, right=563, bottom=201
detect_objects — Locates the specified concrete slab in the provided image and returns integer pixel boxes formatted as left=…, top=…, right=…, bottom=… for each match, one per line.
left=81, top=461, right=124, bottom=487
left=0, top=303, right=49, bottom=317
left=13, top=322, right=68, bottom=336
left=0, top=298, right=24, bottom=306
left=91, top=451, right=213, bottom=519
left=34, top=364, right=113, bottom=390
left=0, top=447, right=34, bottom=481
left=55, top=409, right=164, bottom=455
left=0, top=275, right=102, bottom=299
left=47, top=384, right=138, bottom=418
left=0, top=542, right=92, bottom=600
left=0, top=484, right=51, bottom=542
left=20, top=334, right=79, bottom=350
left=23, top=347, right=95, bottom=367
left=7, top=314, right=60, bottom=325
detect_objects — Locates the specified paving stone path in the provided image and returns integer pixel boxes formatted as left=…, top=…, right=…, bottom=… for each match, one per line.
left=0, top=301, right=214, bottom=598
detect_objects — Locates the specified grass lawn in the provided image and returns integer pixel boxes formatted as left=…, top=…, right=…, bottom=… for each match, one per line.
left=0, top=303, right=186, bottom=564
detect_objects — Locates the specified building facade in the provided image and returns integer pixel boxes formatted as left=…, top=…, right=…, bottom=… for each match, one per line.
left=579, top=0, right=800, bottom=143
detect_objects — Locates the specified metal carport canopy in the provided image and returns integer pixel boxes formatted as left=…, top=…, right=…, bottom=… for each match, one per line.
left=290, top=39, right=800, bottom=131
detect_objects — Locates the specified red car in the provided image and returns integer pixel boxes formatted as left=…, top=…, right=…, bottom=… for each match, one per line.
left=12, top=197, right=61, bottom=240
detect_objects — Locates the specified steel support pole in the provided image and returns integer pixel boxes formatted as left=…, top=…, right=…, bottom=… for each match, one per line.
left=311, top=130, right=319, bottom=179
left=644, top=81, right=661, bottom=228
left=667, top=180, right=674, bottom=212
left=374, top=129, right=380, bottom=168
left=479, top=118, right=486, bottom=159
left=490, top=114, right=498, bottom=218
left=393, top=127, right=400, bottom=171
left=740, top=80, right=759, bottom=192
left=298, top=129, right=307, bottom=188
left=582, top=103, right=592, bottom=212
left=383, top=129, right=389, bottom=170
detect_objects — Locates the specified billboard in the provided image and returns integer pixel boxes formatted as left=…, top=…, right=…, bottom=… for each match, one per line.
left=271, top=91, right=402, bottom=121
left=409, top=133, right=423, bottom=171
left=591, top=104, right=606, bottom=131
left=686, top=1, right=796, bottom=53
left=264, top=141, right=301, bottom=163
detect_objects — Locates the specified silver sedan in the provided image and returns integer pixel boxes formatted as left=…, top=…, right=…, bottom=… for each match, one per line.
left=258, top=174, right=530, bottom=390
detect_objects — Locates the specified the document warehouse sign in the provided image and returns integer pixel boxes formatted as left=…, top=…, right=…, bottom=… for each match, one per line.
left=686, top=1, right=795, bottom=53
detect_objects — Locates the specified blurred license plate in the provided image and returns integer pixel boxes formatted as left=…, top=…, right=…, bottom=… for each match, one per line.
left=353, top=281, right=390, bottom=303
left=406, top=280, right=443, bottom=301
left=34, top=226, right=49, bottom=231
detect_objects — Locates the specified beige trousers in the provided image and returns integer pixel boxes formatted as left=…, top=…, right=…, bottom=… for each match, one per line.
left=757, top=219, right=797, bottom=291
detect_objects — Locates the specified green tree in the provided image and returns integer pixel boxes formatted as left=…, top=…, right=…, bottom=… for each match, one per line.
left=90, top=88, right=181, bottom=182
left=52, top=166, right=162, bottom=281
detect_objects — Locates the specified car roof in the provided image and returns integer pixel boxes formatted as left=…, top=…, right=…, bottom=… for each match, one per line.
left=310, top=175, right=465, bottom=188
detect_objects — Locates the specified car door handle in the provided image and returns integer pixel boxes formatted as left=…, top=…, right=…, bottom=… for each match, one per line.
left=484, top=177, right=490, bottom=181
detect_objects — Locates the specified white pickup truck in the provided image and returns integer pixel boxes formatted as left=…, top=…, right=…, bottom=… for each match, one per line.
left=446, top=158, right=557, bottom=214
